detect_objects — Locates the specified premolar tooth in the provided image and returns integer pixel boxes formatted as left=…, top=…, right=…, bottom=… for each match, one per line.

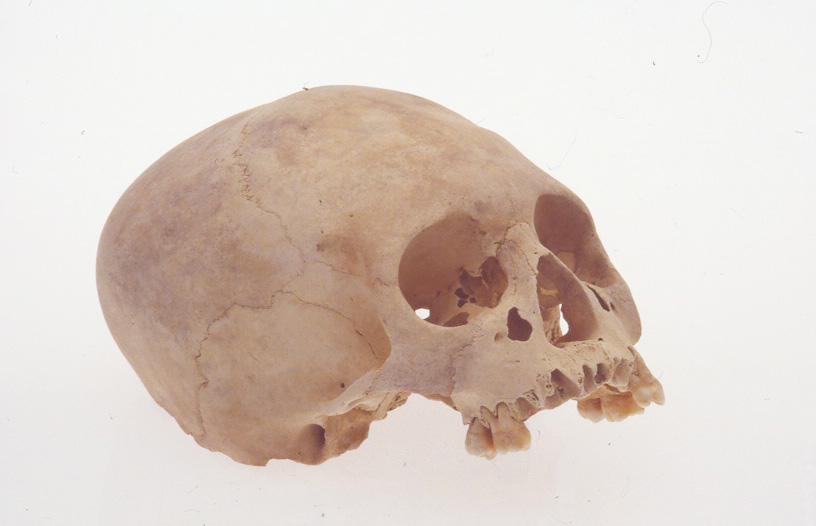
left=465, top=403, right=531, bottom=459
left=465, top=420, right=496, bottom=459
left=489, top=403, right=531, bottom=454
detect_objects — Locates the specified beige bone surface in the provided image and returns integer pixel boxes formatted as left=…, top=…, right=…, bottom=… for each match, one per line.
left=97, top=86, right=664, bottom=465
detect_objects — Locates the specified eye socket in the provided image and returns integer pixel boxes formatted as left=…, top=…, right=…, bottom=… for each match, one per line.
left=533, top=193, right=615, bottom=288
left=533, top=193, right=594, bottom=254
left=398, top=212, right=507, bottom=327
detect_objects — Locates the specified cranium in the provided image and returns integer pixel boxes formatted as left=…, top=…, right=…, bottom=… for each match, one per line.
left=97, top=85, right=664, bottom=465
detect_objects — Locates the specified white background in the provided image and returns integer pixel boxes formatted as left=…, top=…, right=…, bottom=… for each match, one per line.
left=2, top=1, right=814, bottom=524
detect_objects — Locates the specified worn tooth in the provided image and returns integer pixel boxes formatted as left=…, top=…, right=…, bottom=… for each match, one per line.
left=465, top=403, right=531, bottom=458
left=630, top=376, right=666, bottom=407
left=576, top=348, right=665, bottom=422
left=601, top=392, right=644, bottom=422
left=626, top=346, right=665, bottom=407
left=465, top=419, right=496, bottom=459
left=490, top=403, right=531, bottom=454
left=577, top=386, right=648, bottom=422
left=577, top=397, right=604, bottom=422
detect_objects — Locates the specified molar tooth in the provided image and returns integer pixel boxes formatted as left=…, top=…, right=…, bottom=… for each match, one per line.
left=576, top=398, right=604, bottom=422
left=601, top=393, right=644, bottom=421
left=465, top=403, right=531, bottom=458
left=630, top=376, right=666, bottom=407
left=626, top=346, right=665, bottom=407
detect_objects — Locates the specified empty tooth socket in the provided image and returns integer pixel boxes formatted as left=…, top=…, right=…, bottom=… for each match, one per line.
left=523, top=389, right=540, bottom=404
left=532, top=361, right=621, bottom=412
left=536, top=375, right=554, bottom=402
left=510, top=396, right=537, bottom=421
left=553, top=369, right=582, bottom=397
left=581, top=364, right=597, bottom=392
left=543, top=369, right=582, bottom=407
left=594, top=362, right=610, bottom=384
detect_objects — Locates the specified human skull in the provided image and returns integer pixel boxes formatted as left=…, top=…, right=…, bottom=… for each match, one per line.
left=97, top=85, right=664, bottom=465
